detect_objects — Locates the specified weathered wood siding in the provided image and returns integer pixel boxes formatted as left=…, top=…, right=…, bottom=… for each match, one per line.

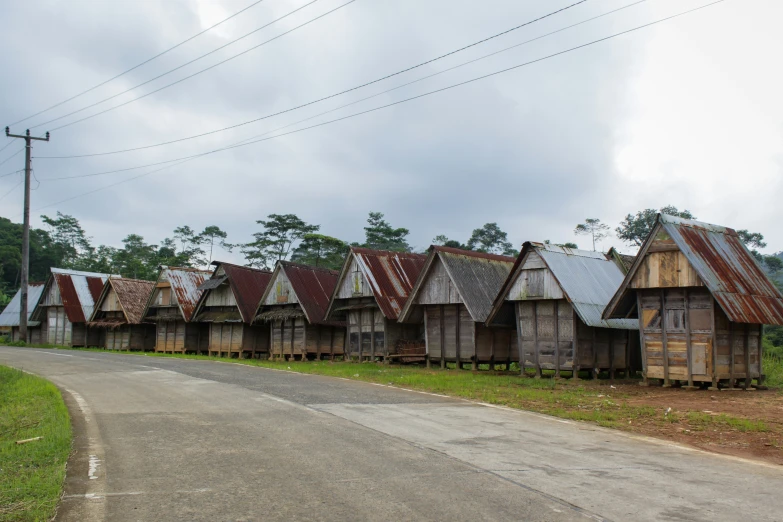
left=508, top=251, right=564, bottom=300
left=416, top=258, right=462, bottom=305
left=265, top=271, right=300, bottom=305
left=347, top=308, right=386, bottom=357
left=638, top=288, right=761, bottom=383
left=100, top=288, right=122, bottom=311
left=425, top=304, right=515, bottom=363
left=517, top=300, right=629, bottom=374
left=155, top=321, right=207, bottom=353
left=104, top=324, right=155, bottom=351
left=630, top=232, right=703, bottom=289
left=270, top=319, right=345, bottom=357
left=46, top=307, right=72, bottom=346
left=11, top=326, right=42, bottom=344
left=338, top=258, right=373, bottom=299
left=204, top=285, right=237, bottom=307
left=208, top=323, right=269, bottom=355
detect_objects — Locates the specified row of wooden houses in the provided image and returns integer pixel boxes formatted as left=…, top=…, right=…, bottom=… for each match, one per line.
left=2, top=213, right=782, bottom=388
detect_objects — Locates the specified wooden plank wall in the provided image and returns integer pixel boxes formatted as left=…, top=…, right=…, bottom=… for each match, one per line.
left=46, top=307, right=72, bottom=346
left=347, top=308, right=386, bottom=358
left=155, top=321, right=206, bottom=352
left=338, top=258, right=374, bottom=299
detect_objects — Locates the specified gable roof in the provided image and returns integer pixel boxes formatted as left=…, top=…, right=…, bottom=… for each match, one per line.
left=487, top=242, right=637, bottom=330
left=91, top=277, right=155, bottom=324
left=255, top=261, right=341, bottom=325
left=0, top=283, right=45, bottom=327
left=606, top=247, right=635, bottom=274
left=143, top=266, right=212, bottom=322
left=399, top=246, right=515, bottom=323
left=193, top=261, right=273, bottom=323
left=326, top=247, right=427, bottom=320
left=32, top=268, right=117, bottom=323
left=603, top=214, right=783, bottom=325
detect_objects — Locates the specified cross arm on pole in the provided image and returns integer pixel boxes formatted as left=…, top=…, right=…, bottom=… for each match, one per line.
left=5, top=127, right=50, bottom=141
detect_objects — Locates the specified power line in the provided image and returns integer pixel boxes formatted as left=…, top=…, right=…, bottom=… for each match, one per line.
left=35, top=0, right=359, bottom=132
left=32, top=0, right=727, bottom=210
left=38, top=0, right=591, bottom=159
left=0, top=139, right=14, bottom=154
left=29, top=0, right=322, bottom=131
left=0, top=147, right=24, bottom=168
left=0, top=178, right=23, bottom=203
left=8, top=0, right=267, bottom=127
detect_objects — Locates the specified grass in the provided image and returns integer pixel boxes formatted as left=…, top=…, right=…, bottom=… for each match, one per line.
left=0, top=366, right=71, bottom=522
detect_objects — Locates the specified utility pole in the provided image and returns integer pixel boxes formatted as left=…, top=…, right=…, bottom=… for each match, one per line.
left=5, top=127, right=49, bottom=342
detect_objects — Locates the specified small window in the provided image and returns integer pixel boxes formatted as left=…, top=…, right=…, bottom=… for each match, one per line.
left=158, top=288, right=171, bottom=306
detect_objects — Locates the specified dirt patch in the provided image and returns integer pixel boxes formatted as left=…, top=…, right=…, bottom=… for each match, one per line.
left=594, top=381, right=783, bottom=465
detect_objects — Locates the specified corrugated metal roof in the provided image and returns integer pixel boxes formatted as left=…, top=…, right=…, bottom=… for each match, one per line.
left=193, top=262, right=272, bottom=323
left=48, top=268, right=116, bottom=323
left=350, top=247, right=427, bottom=320
left=536, top=245, right=637, bottom=330
left=95, top=278, right=155, bottom=324
left=488, top=243, right=636, bottom=329
left=257, top=261, right=340, bottom=325
left=400, top=246, right=515, bottom=323
left=0, top=283, right=45, bottom=327
left=603, top=215, right=783, bottom=325
left=665, top=215, right=783, bottom=324
left=163, top=267, right=211, bottom=322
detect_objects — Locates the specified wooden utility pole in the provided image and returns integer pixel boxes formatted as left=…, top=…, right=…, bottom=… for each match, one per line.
left=5, top=127, right=49, bottom=341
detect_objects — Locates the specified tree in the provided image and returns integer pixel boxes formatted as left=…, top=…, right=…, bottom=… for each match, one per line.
left=615, top=206, right=696, bottom=247
left=545, top=240, right=578, bottom=249
left=737, top=229, right=767, bottom=250
left=173, top=225, right=206, bottom=267
left=112, top=234, right=158, bottom=280
left=41, top=212, right=94, bottom=268
left=466, top=223, right=517, bottom=256
left=81, top=245, right=117, bottom=274
left=574, top=218, right=609, bottom=251
left=290, top=233, right=349, bottom=270
left=432, top=235, right=467, bottom=249
left=363, top=212, right=410, bottom=252
left=242, top=214, right=319, bottom=269
left=199, top=225, right=231, bottom=266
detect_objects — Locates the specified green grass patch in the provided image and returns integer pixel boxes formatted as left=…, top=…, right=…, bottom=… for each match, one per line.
left=685, top=411, right=769, bottom=433
left=0, top=366, right=71, bottom=522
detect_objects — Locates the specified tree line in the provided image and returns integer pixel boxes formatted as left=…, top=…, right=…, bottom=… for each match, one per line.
left=1, top=205, right=780, bottom=311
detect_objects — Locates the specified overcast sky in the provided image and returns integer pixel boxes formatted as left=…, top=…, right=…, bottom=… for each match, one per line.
left=0, top=0, right=780, bottom=263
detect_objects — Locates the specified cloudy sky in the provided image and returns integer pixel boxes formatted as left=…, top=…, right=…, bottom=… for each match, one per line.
left=0, top=0, right=780, bottom=262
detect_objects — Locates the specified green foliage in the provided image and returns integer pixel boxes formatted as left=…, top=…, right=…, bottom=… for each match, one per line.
left=173, top=225, right=206, bottom=267
left=574, top=218, right=610, bottom=251
left=199, top=225, right=231, bottom=265
left=362, top=212, right=410, bottom=252
left=40, top=212, right=94, bottom=270
left=432, top=235, right=467, bottom=250
left=290, top=233, right=349, bottom=270
left=0, top=366, right=71, bottom=522
left=615, top=205, right=696, bottom=246
left=466, top=223, right=517, bottom=256
left=545, top=240, right=578, bottom=249
left=242, top=214, right=320, bottom=269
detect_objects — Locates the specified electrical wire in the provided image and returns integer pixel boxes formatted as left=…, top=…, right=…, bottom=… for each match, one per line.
left=38, top=0, right=591, bottom=158
left=34, top=0, right=359, bottom=132
left=31, top=0, right=727, bottom=212
left=0, top=168, right=23, bottom=179
left=0, top=140, right=14, bottom=154
left=7, top=0, right=267, bottom=127
left=0, top=147, right=24, bottom=168
left=0, top=178, right=23, bottom=203
left=28, top=0, right=322, bottom=131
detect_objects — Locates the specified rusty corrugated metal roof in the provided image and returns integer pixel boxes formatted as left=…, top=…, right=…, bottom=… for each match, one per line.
left=0, top=283, right=45, bottom=327
left=603, top=214, right=783, bottom=325
left=274, top=261, right=340, bottom=325
left=193, top=262, right=272, bottom=323
left=101, top=278, right=156, bottom=324
left=163, top=267, right=211, bottom=322
left=350, top=247, right=427, bottom=319
left=47, top=268, right=116, bottom=323
left=399, top=246, right=515, bottom=323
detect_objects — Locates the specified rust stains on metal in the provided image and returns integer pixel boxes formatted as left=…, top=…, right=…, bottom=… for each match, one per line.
left=279, top=261, right=340, bottom=325
left=350, top=247, right=427, bottom=319
left=85, top=277, right=106, bottom=303
left=54, top=273, right=87, bottom=323
left=165, top=267, right=212, bottom=322
left=214, top=262, right=273, bottom=323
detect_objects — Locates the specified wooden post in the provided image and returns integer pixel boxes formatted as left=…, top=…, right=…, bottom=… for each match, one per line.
left=609, top=333, right=615, bottom=381
left=709, top=297, right=719, bottom=391
left=637, top=293, right=649, bottom=385
left=289, top=319, right=295, bottom=361
left=743, top=323, right=751, bottom=390
left=516, top=302, right=524, bottom=376
left=591, top=325, right=598, bottom=380
left=683, top=289, right=695, bottom=388
left=625, top=329, right=631, bottom=378
left=424, top=307, right=430, bottom=369
left=660, top=290, right=670, bottom=387
left=455, top=305, right=461, bottom=370
left=489, top=328, right=496, bottom=372
left=533, top=302, right=540, bottom=378
left=439, top=305, right=445, bottom=369
left=573, top=308, right=580, bottom=379
left=553, top=300, right=560, bottom=379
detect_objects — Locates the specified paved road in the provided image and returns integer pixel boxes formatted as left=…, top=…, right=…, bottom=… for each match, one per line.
left=1, top=347, right=781, bottom=522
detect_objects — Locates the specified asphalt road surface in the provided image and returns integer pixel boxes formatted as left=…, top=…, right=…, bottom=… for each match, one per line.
left=2, top=347, right=782, bottom=522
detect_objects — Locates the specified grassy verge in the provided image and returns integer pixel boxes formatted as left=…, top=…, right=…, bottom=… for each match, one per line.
left=0, top=366, right=71, bottom=522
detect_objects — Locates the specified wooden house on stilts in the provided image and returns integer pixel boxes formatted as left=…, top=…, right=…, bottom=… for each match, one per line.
left=487, top=242, right=639, bottom=379
left=603, top=214, right=783, bottom=389
left=142, top=266, right=212, bottom=353
left=89, top=278, right=156, bottom=351
left=325, top=247, right=426, bottom=361
left=0, top=283, right=45, bottom=343
left=398, top=246, right=517, bottom=369
left=253, top=261, right=345, bottom=361
left=30, top=268, right=116, bottom=347
left=192, top=261, right=273, bottom=358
